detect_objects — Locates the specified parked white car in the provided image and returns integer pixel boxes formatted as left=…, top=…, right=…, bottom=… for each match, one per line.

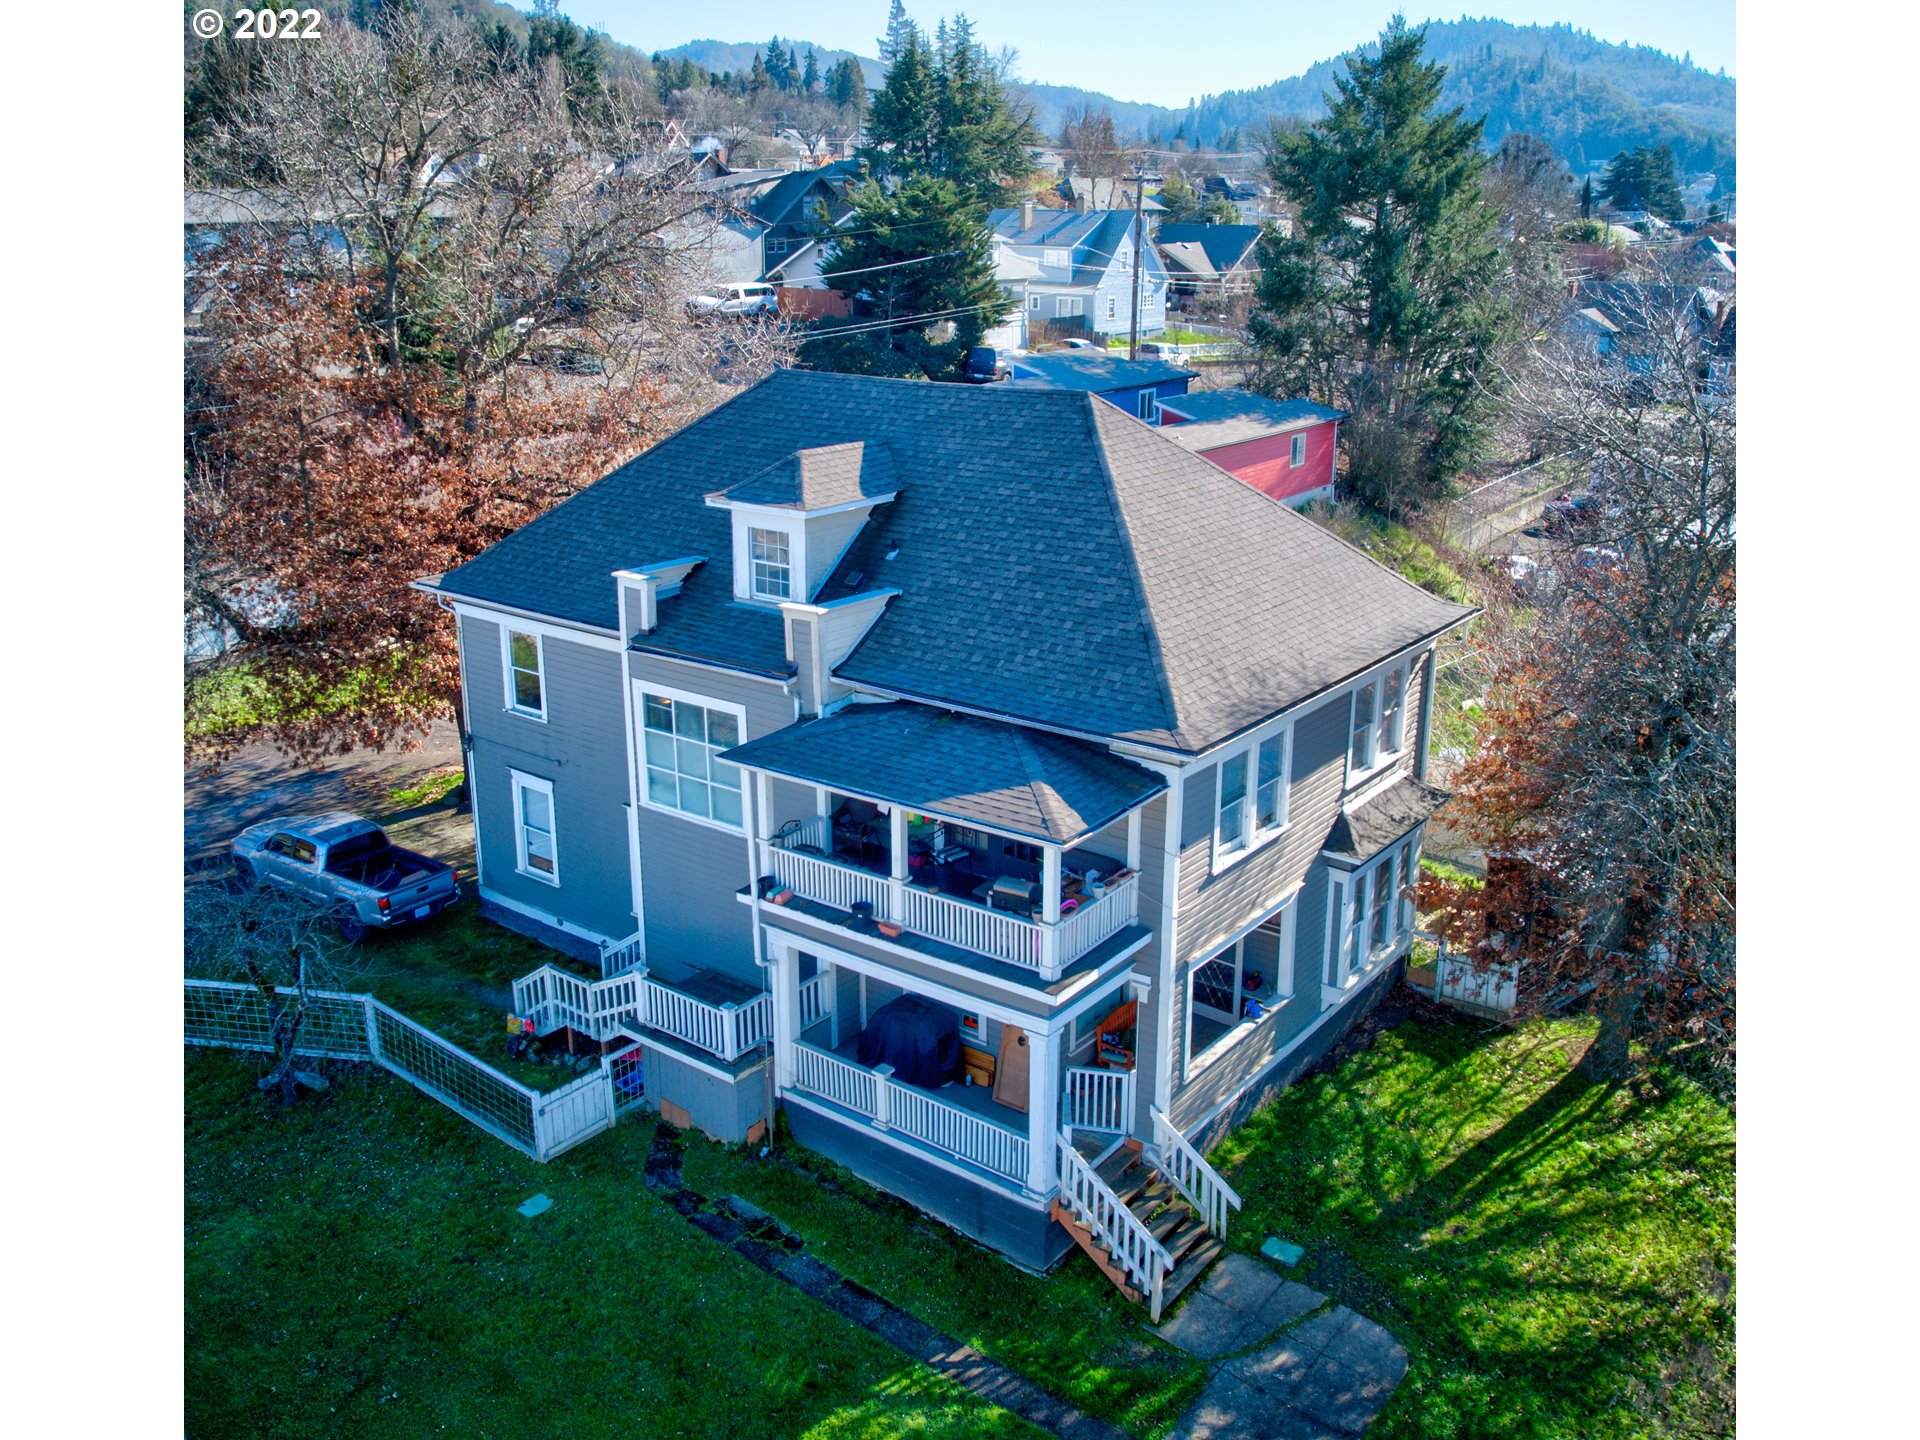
left=687, top=282, right=779, bottom=318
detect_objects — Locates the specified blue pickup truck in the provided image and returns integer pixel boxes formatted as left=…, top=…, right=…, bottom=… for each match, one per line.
left=231, top=812, right=461, bottom=941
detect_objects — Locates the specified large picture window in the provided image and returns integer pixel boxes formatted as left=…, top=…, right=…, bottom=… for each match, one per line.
left=642, top=691, right=744, bottom=829
left=1186, top=901, right=1294, bottom=1075
left=510, top=771, right=558, bottom=884
left=504, top=629, right=545, bottom=719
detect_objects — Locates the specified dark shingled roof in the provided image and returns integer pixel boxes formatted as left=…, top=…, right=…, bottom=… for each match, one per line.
left=1156, top=390, right=1346, bottom=451
left=1154, top=223, right=1264, bottom=274
left=1324, top=777, right=1452, bottom=860
left=433, top=369, right=1474, bottom=753
left=721, top=702, right=1165, bottom=844
left=714, top=441, right=899, bottom=511
left=1009, top=351, right=1198, bottom=393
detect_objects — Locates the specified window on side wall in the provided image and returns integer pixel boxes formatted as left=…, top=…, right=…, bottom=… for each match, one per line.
left=1290, top=434, right=1306, bottom=468
left=505, top=629, right=545, bottom=719
left=1348, top=664, right=1408, bottom=784
left=511, top=771, right=558, bottom=884
left=1137, top=388, right=1158, bottom=423
left=1213, top=724, right=1291, bottom=870
left=641, top=691, right=745, bottom=829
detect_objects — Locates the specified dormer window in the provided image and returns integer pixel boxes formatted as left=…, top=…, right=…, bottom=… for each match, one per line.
left=750, top=527, right=792, bottom=600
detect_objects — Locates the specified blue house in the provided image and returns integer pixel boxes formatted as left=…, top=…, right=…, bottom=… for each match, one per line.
left=1008, top=352, right=1198, bottom=425
left=987, top=202, right=1170, bottom=340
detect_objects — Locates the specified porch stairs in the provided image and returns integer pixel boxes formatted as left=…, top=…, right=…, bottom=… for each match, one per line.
left=1051, top=1110, right=1243, bottom=1322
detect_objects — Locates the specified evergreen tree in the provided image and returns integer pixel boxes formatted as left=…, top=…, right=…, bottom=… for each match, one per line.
left=1156, top=171, right=1238, bottom=226
left=878, top=0, right=914, bottom=67
left=765, top=39, right=789, bottom=90
left=866, top=25, right=941, bottom=175
left=803, top=49, right=820, bottom=95
left=865, top=12, right=1038, bottom=208
left=747, top=52, right=770, bottom=94
left=828, top=57, right=868, bottom=115
left=527, top=14, right=609, bottom=124
left=1581, top=174, right=1594, bottom=220
left=1250, top=16, right=1507, bottom=504
left=800, top=175, right=1012, bottom=380
left=1600, top=144, right=1685, bottom=221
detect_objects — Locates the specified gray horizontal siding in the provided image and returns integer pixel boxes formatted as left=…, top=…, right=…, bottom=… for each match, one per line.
left=463, top=616, right=635, bottom=943
left=629, top=652, right=796, bottom=984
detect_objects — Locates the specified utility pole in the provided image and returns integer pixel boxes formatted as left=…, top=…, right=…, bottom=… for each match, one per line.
left=1128, top=156, right=1150, bottom=362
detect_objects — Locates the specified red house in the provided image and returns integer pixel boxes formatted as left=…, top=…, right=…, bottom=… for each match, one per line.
left=1155, top=390, right=1345, bottom=507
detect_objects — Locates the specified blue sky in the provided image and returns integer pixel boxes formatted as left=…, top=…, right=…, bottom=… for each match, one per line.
left=560, top=2, right=1735, bottom=109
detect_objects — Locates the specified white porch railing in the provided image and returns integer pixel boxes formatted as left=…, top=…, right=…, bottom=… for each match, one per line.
left=798, top=971, right=831, bottom=1030
left=1057, top=1137, right=1173, bottom=1320
left=793, top=1041, right=877, bottom=1114
left=600, top=932, right=645, bottom=978
left=789, top=1042, right=1030, bottom=1185
left=512, top=964, right=771, bottom=1063
left=765, top=838, right=1142, bottom=978
left=1062, top=1065, right=1135, bottom=1136
left=1149, top=1107, right=1243, bottom=1238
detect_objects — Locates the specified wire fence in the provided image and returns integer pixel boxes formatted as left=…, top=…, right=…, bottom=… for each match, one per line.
left=185, top=980, right=615, bottom=1161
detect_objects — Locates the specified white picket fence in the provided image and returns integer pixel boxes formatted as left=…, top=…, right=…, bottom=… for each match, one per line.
left=1149, top=1107, right=1243, bottom=1237
left=1062, top=1065, right=1134, bottom=1136
left=512, top=963, right=773, bottom=1063
left=185, top=979, right=613, bottom=1162
left=1436, top=955, right=1519, bottom=1015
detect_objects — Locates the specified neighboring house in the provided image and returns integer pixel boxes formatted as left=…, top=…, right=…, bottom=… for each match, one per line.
left=749, top=169, right=851, bottom=267
left=1691, top=235, right=1736, bottom=287
left=1055, top=175, right=1165, bottom=216
left=1155, top=391, right=1345, bottom=507
left=1007, top=351, right=1197, bottom=424
left=418, top=369, right=1475, bottom=1287
left=1565, top=280, right=1726, bottom=374
left=1202, top=174, right=1276, bottom=222
left=1154, top=224, right=1266, bottom=300
left=987, top=202, right=1170, bottom=339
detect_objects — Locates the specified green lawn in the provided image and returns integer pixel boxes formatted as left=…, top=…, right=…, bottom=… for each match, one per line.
left=682, top=1134, right=1210, bottom=1438
left=185, top=1050, right=1046, bottom=1440
left=1303, top=501, right=1477, bottom=605
left=1209, top=1019, right=1735, bottom=1439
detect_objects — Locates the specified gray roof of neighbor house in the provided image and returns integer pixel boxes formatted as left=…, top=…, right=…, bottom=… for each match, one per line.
left=1155, top=390, right=1345, bottom=451
left=430, top=368, right=1474, bottom=754
left=1154, top=224, right=1264, bottom=275
left=750, top=169, right=840, bottom=227
left=987, top=208, right=1159, bottom=290
left=713, top=441, right=899, bottom=511
left=722, top=702, right=1166, bottom=844
left=1323, top=777, right=1451, bottom=860
left=1009, top=351, right=1197, bottom=393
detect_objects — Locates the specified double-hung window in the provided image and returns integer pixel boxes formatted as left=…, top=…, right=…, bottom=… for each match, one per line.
left=641, top=691, right=744, bottom=829
left=1214, top=725, right=1291, bottom=870
left=1137, top=388, right=1159, bottom=423
left=505, top=629, right=545, bottom=719
left=1348, top=664, right=1409, bottom=784
left=511, top=771, right=558, bottom=883
left=749, top=527, right=791, bottom=601
left=1290, top=434, right=1306, bottom=468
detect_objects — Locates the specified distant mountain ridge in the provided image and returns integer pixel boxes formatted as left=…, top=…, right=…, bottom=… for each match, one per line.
left=651, top=17, right=1734, bottom=176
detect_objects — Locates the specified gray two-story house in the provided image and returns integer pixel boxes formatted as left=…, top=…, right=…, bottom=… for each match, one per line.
left=987, top=200, right=1170, bottom=340
left=418, top=369, right=1473, bottom=1305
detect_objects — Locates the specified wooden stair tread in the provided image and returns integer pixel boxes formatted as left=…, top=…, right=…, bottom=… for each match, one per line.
left=1159, top=1214, right=1210, bottom=1266
left=1127, top=1179, right=1178, bottom=1221
left=1094, top=1148, right=1142, bottom=1189
left=1161, top=1234, right=1227, bottom=1309
left=1049, top=1200, right=1143, bottom=1303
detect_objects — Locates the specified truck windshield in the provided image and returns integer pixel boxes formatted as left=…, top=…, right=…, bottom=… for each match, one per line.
left=324, top=829, right=390, bottom=870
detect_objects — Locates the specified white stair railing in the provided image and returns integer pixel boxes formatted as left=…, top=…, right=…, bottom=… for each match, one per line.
left=1062, top=1065, right=1134, bottom=1136
left=1056, top=1138, right=1173, bottom=1321
left=1149, top=1107, right=1243, bottom=1238
left=599, top=932, right=645, bottom=978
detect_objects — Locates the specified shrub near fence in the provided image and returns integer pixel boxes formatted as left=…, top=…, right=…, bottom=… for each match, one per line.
left=184, top=979, right=614, bottom=1161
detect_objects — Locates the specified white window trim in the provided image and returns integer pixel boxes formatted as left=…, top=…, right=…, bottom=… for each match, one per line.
left=509, top=769, right=559, bottom=886
left=748, top=525, right=793, bottom=602
left=1210, top=720, right=1294, bottom=875
left=1137, top=388, right=1158, bottom=423
left=501, top=627, right=547, bottom=722
left=634, top=681, right=750, bottom=835
left=1345, top=662, right=1409, bottom=789
left=1323, top=837, right=1417, bottom=1001
left=1184, top=897, right=1297, bottom=1081
left=1289, top=434, right=1307, bottom=468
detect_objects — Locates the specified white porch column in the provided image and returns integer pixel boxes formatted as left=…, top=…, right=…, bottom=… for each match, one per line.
left=769, top=937, right=802, bottom=1091
left=1042, top=846, right=1062, bottom=923
left=1024, top=1027, right=1060, bottom=1197
left=888, top=805, right=910, bottom=922
left=1126, top=808, right=1143, bottom=871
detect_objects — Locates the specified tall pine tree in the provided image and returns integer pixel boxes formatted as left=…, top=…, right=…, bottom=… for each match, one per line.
left=1250, top=16, right=1507, bottom=505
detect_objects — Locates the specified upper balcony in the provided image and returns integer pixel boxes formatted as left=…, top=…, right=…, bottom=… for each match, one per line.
left=722, top=702, right=1164, bottom=985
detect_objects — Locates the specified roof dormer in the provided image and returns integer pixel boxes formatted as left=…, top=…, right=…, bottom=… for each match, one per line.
left=704, top=441, right=900, bottom=606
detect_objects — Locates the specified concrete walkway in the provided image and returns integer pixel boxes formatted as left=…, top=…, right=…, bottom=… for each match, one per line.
left=1156, top=1254, right=1408, bottom=1439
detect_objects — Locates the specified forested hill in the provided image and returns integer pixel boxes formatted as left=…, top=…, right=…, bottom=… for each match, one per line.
left=640, top=17, right=1736, bottom=178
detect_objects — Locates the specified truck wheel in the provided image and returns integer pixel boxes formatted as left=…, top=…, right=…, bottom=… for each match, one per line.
left=338, top=915, right=370, bottom=944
